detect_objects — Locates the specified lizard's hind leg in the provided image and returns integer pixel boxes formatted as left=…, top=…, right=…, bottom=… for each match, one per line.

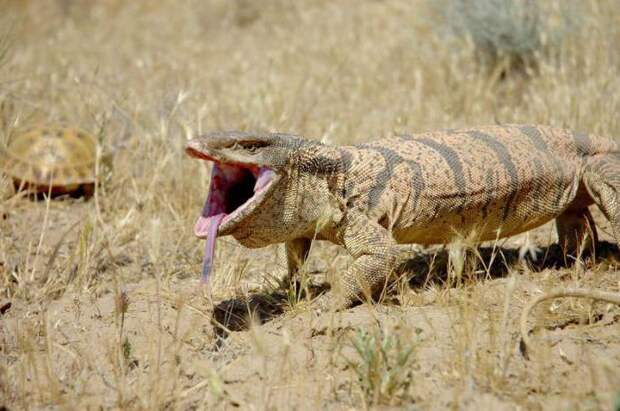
left=582, top=154, right=620, bottom=247
left=555, top=208, right=598, bottom=259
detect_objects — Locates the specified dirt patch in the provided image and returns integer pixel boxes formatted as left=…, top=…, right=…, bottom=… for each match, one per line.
left=2, top=203, right=619, bottom=409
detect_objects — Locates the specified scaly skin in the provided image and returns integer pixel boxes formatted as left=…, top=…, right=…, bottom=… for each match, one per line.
left=186, top=125, right=620, bottom=310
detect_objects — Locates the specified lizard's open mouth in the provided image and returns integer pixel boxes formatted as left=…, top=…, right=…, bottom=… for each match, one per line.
left=193, top=161, right=278, bottom=238
left=186, top=146, right=280, bottom=281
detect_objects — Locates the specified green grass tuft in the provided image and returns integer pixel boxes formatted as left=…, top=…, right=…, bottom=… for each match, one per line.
left=347, top=328, right=418, bottom=406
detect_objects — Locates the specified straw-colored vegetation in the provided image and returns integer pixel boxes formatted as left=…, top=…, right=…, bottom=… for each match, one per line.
left=1, top=0, right=619, bottom=409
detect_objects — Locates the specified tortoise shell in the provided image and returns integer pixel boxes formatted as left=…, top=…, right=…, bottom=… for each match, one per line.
left=0, top=126, right=97, bottom=194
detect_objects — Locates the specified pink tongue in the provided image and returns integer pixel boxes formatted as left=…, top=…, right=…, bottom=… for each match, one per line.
left=199, top=213, right=225, bottom=283
left=194, top=163, right=230, bottom=283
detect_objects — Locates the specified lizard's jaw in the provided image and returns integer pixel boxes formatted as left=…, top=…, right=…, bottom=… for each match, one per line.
left=194, top=161, right=279, bottom=238
left=186, top=141, right=281, bottom=281
left=191, top=158, right=279, bottom=282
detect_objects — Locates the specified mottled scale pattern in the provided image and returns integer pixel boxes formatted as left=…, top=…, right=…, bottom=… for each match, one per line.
left=186, top=124, right=620, bottom=309
left=341, top=124, right=618, bottom=244
left=0, top=126, right=97, bottom=189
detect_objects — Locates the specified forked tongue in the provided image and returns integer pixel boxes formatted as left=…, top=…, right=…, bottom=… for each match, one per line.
left=199, top=213, right=225, bottom=283
left=194, top=163, right=229, bottom=283
left=194, top=162, right=264, bottom=283
left=194, top=163, right=238, bottom=283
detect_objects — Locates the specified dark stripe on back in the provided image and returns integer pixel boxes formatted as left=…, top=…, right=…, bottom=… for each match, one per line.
left=412, top=137, right=467, bottom=195
left=517, top=125, right=548, bottom=151
left=374, top=146, right=425, bottom=210
left=572, top=131, right=591, bottom=156
left=364, top=147, right=393, bottom=210
left=467, top=131, right=520, bottom=221
left=358, top=144, right=426, bottom=211
left=517, top=125, right=568, bottom=208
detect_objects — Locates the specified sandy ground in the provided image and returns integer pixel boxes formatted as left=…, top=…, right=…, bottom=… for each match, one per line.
left=1, top=198, right=619, bottom=410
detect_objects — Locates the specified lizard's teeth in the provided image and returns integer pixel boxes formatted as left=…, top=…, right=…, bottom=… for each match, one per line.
left=254, top=167, right=274, bottom=192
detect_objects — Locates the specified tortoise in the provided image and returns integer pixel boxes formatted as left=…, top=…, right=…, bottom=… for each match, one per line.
left=0, top=126, right=97, bottom=197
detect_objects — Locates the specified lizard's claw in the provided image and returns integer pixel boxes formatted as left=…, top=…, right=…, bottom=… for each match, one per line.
left=312, top=292, right=350, bottom=314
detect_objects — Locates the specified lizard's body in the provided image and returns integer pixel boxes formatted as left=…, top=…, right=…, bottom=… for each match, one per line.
left=338, top=125, right=613, bottom=244
left=186, top=124, right=620, bottom=308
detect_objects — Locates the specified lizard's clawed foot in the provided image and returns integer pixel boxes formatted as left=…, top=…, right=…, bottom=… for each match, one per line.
left=312, top=292, right=351, bottom=314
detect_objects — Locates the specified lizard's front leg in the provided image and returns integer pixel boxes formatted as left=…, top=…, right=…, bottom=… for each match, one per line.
left=317, top=213, right=399, bottom=310
left=284, top=237, right=312, bottom=281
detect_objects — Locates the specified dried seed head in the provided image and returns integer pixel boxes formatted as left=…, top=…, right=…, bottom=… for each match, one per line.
left=115, top=288, right=130, bottom=315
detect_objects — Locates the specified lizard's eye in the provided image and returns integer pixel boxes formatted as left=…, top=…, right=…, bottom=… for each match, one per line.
left=243, top=143, right=266, bottom=154
left=246, top=145, right=260, bottom=153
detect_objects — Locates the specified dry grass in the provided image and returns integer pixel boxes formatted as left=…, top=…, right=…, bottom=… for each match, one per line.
left=1, top=0, right=619, bottom=409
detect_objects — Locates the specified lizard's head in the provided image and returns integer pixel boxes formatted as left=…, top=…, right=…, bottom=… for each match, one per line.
left=186, top=129, right=313, bottom=247
left=186, top=130, right=316, bottom=280
left=186, top=130, right=341, bottom=281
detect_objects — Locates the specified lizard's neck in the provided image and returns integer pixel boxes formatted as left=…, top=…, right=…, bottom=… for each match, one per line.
left=289, top=143, right=348, bottom=199
left=280, top=145, right=347, bottom=238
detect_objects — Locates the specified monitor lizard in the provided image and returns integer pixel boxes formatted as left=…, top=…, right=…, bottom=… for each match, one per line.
left=186, top=124, right=620, bottom=310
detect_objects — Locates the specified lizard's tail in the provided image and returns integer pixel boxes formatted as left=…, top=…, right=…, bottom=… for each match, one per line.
left=519, top=287, right=620, bottom=358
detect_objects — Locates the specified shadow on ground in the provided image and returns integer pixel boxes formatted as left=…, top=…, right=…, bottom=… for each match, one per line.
left=403, top=240, right=620, bottom=288
left=211, top=241, right=620, bottom=342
